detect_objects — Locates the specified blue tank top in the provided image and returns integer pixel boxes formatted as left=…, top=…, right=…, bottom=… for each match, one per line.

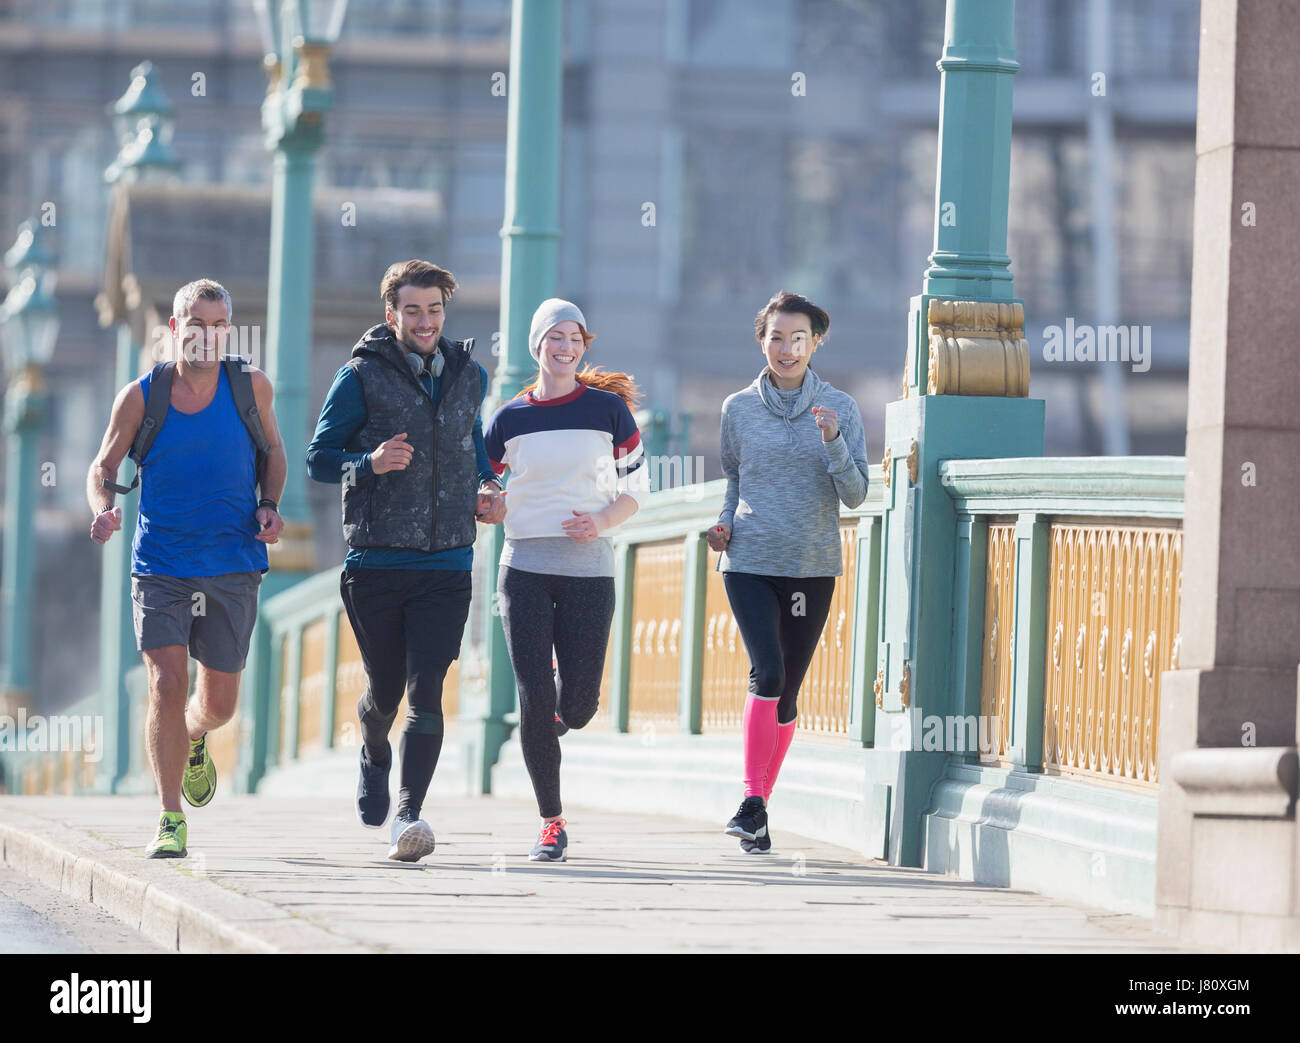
left=131, top=365, right=270, bottom=578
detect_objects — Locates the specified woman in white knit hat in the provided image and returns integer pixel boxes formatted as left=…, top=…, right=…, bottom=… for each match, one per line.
left=484, top=299, right=650, bottom=862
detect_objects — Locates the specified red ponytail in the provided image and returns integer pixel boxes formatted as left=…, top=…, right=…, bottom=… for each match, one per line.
left=515, top=365, right=642, bottom=410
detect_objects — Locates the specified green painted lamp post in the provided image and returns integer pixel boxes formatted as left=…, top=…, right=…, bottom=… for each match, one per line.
left=243, top=0, right=348, bottom=790
left=471, top=0, right=564, bottom=793
left=95, top=62, right=182, bottom=793
left=253, top=0, right=348, bottom=582
left=871, top=0, right=1046, bottom=865
left=0, top=223, right=59, bottom=714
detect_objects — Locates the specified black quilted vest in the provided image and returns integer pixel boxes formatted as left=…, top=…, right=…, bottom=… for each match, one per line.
left=341, top=324, right=482, bottom=552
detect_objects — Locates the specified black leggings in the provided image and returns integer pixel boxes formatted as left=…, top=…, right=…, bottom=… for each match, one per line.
left=497, top=566, right=615, bottom=819
left=722, top=572, right=837, bottom=724
left=339, top=568, right=473, bottom=818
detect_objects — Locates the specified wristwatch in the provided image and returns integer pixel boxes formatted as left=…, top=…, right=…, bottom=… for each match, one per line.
left=258, top=498, right=279, bottom=513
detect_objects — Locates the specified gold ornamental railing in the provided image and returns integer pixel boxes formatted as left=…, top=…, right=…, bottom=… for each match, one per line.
left=626, top=539, right=687, bottom=730
left=945, top=456, right=1186, bottom=791
left=1043, top=523, right=1181, bottom=786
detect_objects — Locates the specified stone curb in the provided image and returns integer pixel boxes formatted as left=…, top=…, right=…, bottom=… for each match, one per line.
left=0, top=811, right=369, bottom=954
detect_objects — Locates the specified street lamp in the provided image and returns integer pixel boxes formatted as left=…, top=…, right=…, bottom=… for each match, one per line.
left=254, top=0, right=348, bottom=573
left=105, top=61, right=181, bottom=184
left=0, top=221, right=59, bottom=708
left=1, top=227, right=60, bottom=371
left=242, top=0, right=348, bottom=790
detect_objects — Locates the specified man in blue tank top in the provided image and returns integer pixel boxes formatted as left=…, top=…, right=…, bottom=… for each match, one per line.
left=87, top=280, right=286, bottom=860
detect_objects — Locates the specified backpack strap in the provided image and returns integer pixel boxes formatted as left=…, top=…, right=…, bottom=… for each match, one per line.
left=222, top=357, right=271, bottom=492
left=101, top=362, right=174, bottom=495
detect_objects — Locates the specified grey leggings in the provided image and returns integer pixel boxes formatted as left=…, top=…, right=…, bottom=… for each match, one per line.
left=497, top=565, right=615, bottom=818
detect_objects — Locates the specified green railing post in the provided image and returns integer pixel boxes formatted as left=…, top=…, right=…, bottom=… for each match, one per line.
left=848, top=516, right=882, bottom=746
left=608, top=542, right=635, bottom=734
left=951, top=513, right=989, bottom=727
left=473, top=0, right=565, bottom=789
left=282, top=627, right=303, bottom=762
left=321, top=608, right=340, bottom=749
left=678, top=531, right=707, bottom=734
left=1009, top=512, right=1049, bottom=771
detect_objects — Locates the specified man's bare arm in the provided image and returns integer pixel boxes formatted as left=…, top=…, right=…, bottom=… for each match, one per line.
left=87, top=382, right=145, bottom=515
left=250, top=369, right=287, bottom=504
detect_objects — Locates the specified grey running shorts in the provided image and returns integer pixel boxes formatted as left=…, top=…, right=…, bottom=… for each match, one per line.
left=131, top=571, right=264, bottom=673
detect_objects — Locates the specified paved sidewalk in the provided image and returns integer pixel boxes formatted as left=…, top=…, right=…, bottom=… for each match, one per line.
left=0, top=795, right=1202, bottom=953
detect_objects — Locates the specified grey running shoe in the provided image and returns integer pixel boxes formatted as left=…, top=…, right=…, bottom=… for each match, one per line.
left=388, top=810, right=436, bottom=862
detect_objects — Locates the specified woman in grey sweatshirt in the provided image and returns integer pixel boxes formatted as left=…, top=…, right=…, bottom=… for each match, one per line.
left=707, top=291, right=870, bottom=852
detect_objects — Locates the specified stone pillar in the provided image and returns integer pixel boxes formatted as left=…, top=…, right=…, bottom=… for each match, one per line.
left=1156, top=0, right=1300, bottom=953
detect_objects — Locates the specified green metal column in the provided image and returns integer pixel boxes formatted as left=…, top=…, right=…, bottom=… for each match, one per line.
left=243, top=13, right=344, bottom=790
left=470, top=0, right=564, bottom=793
left=96, top=62, right=182, bottom=794
left=872, top=0, right=1045, bottom=867
left=921, top=0, right=1018, bottom=302
left=98, top=324, right=142, bottom=791
left=1, top=374, right=44, bottom=698
left=264, top=144, right=317, bottom=547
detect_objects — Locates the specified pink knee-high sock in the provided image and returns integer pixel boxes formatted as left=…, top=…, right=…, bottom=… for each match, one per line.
left=764, top=719, right=798, bottom=801
left=742, top=696, right=780, bottom=798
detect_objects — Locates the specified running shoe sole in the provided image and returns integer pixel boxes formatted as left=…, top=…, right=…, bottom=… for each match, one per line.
left=387, top=820, right=436, bottom=862
left=724, top=823, right=767, bottom=841
left=145, top=846, right=188, bottom=859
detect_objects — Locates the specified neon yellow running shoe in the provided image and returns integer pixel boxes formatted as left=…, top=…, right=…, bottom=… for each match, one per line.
left=145, top=812, right=187, bottom=859
left=181, top=733, right=216, bottom=808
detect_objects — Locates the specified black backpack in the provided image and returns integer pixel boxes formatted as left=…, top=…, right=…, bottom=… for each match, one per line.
left=103, top=357, right=271, bottom=496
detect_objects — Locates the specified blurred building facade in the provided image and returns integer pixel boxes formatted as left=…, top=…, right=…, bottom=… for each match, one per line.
left=0, top=0, right=1198, bottom=708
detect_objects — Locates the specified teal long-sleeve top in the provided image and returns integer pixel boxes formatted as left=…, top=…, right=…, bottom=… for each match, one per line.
left=306, top=361, right=498, bottom=570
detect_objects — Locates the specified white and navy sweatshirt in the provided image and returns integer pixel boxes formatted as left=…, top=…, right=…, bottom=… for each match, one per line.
left=484, top=383, right=651, bottom=544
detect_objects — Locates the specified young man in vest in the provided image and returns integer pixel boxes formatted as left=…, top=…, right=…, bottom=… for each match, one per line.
left=87, top=279, right=286, bottom=858
left=307, top=259, right=505, bottom=862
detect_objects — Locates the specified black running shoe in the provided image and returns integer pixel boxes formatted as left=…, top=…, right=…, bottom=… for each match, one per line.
left=740, top=826, right=773, bottom=854
left=724, top=796, right=768, bottom=841
left=356, top=743, right=392, bottom=829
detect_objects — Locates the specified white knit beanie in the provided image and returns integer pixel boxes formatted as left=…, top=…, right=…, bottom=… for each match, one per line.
left=528, top=298, right=588, bottom=360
